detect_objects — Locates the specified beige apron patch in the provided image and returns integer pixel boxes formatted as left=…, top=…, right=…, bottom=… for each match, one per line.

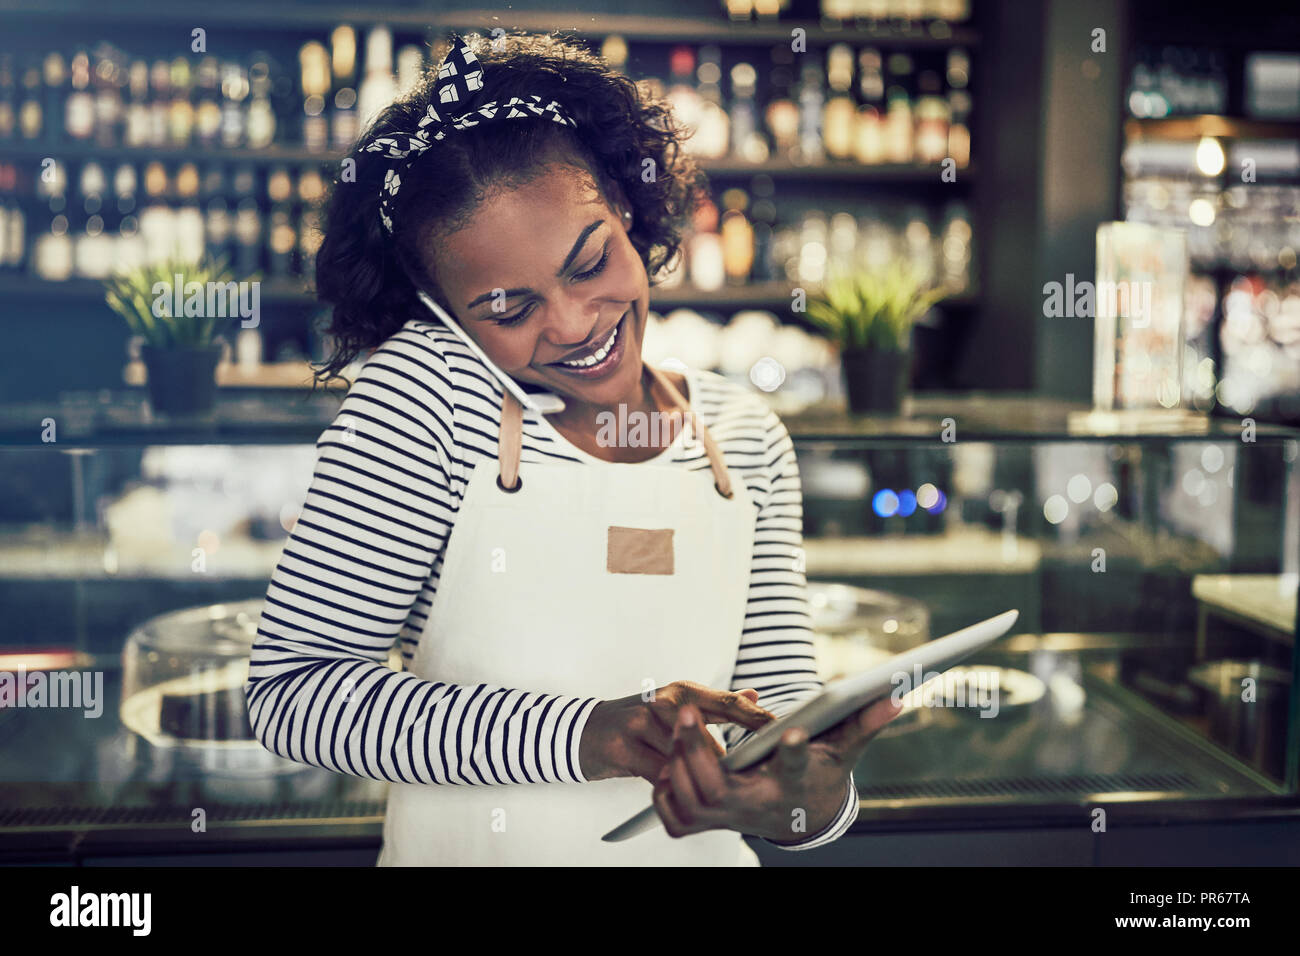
left=606, top=526, right=674, bottom=575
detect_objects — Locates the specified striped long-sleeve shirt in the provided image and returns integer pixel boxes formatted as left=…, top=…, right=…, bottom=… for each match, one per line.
left=244, top=316, right=858, bottom=851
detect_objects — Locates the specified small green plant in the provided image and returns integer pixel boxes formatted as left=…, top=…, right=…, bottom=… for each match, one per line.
left=806, top=259, right=952, bottom=352
left=104, top=257, right=238, bottom=348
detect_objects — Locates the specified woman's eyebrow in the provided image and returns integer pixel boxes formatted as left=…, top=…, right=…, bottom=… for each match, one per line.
left=464, top=218, right=606, bottom=311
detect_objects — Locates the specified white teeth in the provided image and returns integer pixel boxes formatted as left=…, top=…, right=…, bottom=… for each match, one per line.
left=560, top=322, right=619, bottom=368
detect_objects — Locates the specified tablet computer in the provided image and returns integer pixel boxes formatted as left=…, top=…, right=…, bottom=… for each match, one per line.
left=600, top=608, right=1019, bottom=842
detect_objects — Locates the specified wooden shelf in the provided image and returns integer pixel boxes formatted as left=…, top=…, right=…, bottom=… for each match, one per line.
left=123, top=359, right=321, bottom=390
left=0, top=141, right=336, bottom=166
left=0, top=276, right=316, bottom=302
left=0, top=275, right=978, bottom=312
left=702, top=159, right=974, bottom=182
left=427, top=11, right=979, bottom=47
left=1125, top=115, right=1300, bottom=141
left=0, top=2, right=979, bottom=46
left=651, top=282, right=978, bottom=311
left=0, top=141, right=975, bottom=185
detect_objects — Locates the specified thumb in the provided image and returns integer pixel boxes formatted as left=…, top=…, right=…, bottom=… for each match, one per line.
left=825, top=696, right=904, bottom=755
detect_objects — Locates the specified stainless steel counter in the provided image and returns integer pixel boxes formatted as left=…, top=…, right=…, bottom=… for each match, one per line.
left=1, top=640, right=1294, bottom=864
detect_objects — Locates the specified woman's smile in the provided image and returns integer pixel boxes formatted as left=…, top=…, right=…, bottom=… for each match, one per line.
left=544, top=307, right=630, bottom=379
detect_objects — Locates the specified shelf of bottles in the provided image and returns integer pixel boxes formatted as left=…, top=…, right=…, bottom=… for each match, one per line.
left=0, top=1, right=978, bottom=342
left=1120, top=42, right=1300, bottom=421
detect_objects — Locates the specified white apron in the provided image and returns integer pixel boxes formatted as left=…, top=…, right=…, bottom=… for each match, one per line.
left=377, top=363, right=762, bottom=866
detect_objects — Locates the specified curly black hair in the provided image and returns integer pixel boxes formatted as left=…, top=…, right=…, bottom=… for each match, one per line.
left=312, top=30, right=707, bottom=388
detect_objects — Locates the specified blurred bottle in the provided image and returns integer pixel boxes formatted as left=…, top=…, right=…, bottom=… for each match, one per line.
left=114, top=163, right=144, bottom=272
left=600, top=35, right=628, bottom=75
left=298, top=165, right=326, bottom=275
left=914, top=70, right=949, bottom=164
left=147, top=60, right=169, bottom=147
left=220, top=60, right=249, bottom=148
left=42, top=53, right=65, bottom=146
left=168, top=56, right=194, bottom=147
left=0, top=163, right=26, bottom=272
left=666, top=46, right=702, bottom=151
left=194, top=56, right=222, bottom=148
left=298, top=41, right=330, bottom=152
left=823, top=44, right=856, bottom=160
left=939, top=202, right=973, bottom=292
left=720, top=187, right=754, bottom=285
left=33, top=158, right=72, bottom=280
left=124, top=59, right=150, bottom=147
left=74, top=161, right=111, bottom=278
left=356, top=25, right=395, bottom=133
left=202, top=165, right=231, bottom=268
left=902, top=204, right=935, bottom=284
left=174, top=161, right=204, bottom=264
left=828, top=210, right=858, bottom=276
left=694, top=45, right=729, bottom=159
left=138, top=161, right=174, bottom=265
left=884, top=52, right=914, bottom=163
left=729, top=62, right=767, bottom=162
left=749, top=174, right=777, bottom=282
left=795, top=210, right=829, bottom=285
left=858, top=206, right=897, bottom=271
left=0, top=56, right=16, bottom=141
left=268, top=207, right=296, bottom=278
left=396, top=45, right=425, bottom=99
left=65, top=49, right=94, bottom=141
left=233, top=195, right=261, bottom=276
left=854, top=48, right=886, bottom=165
left=267, top=165, right=295, bottom=278
left=246, top=54, right=277, bottom=150
left=19, top=55, right=43, bottom=141
left=796, top=62, right=825, bottom=163
left=764, top=45, right=799, bottom=159
left=91, top=47, right=124, bottom=148
left=947, top=48, right=971, bottom=167
left=331, top=25, right=359, bottom=150
left=688, top=195, right=725, bottom=291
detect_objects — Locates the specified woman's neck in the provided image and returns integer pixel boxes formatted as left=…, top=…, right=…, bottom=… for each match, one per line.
left=544, top=366, right=689, bottom=462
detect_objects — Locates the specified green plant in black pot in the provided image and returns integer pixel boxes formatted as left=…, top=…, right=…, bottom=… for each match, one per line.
left=104, top=258, right=238, bottom=416
left=806, top=260, right=951, bottom=414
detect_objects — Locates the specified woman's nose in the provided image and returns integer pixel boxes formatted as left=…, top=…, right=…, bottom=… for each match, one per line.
left=541, top=298, right=607, bottom=349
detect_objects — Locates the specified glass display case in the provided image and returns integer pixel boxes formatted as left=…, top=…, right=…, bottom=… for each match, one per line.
left=0, top=389, right=1297, bottom=864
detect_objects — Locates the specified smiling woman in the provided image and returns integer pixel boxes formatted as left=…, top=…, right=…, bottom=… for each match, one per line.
left=313, top=32, right=700, bottom=395
left=244, top=31, right=898, bottom=868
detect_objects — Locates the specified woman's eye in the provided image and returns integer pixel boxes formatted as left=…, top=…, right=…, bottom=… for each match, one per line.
left=493, top=302, right=535, bottom=327
left=572, top=246, right=610, bottom=282
left=490, top=246, right=610, bottom=326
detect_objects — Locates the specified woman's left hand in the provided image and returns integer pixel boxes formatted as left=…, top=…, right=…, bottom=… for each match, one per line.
left=650, top=697, right=903, bottom=843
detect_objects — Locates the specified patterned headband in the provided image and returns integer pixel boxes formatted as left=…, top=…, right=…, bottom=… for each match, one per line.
left=362, top=34, right=580, bottom=234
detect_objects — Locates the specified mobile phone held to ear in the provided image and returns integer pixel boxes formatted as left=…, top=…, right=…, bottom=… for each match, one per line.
left=601, top=609, right=1020, bottom=842
left=416, top=290, right=566, bottom=414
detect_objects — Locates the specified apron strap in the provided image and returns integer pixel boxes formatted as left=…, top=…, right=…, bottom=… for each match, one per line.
left=643, top=364, right=736, bottom=500
left=498, top=389, right=524, bottom=491
left=496, top=364, right=736, bottom=499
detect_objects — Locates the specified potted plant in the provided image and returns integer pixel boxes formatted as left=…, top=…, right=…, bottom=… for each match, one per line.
left=806, top=260, right=952, bottom=414
left=104, top=258, right=234, bottom=416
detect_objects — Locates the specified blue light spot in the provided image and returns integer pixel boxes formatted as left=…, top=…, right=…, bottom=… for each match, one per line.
left=897, top=489, right=917, bottom=517
left=872, top=489, right=899, bottom=517
left=925, top=489, right=947, bottom=514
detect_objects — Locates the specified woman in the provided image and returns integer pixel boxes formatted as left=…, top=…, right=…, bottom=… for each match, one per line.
left=244, top=31, right=901, bottom=866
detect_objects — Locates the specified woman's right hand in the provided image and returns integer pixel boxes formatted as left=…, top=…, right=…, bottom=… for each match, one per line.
left=579, top=681, right=775, bottom=783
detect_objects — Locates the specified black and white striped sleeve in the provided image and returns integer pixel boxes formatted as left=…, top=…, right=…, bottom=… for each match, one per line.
left=243, top=331, right=600, bottom=786
left=722, top=402, right=858, bottom=850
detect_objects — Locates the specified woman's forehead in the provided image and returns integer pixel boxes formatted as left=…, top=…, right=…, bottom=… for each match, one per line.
left=432, top=169, right=610, bottom=279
